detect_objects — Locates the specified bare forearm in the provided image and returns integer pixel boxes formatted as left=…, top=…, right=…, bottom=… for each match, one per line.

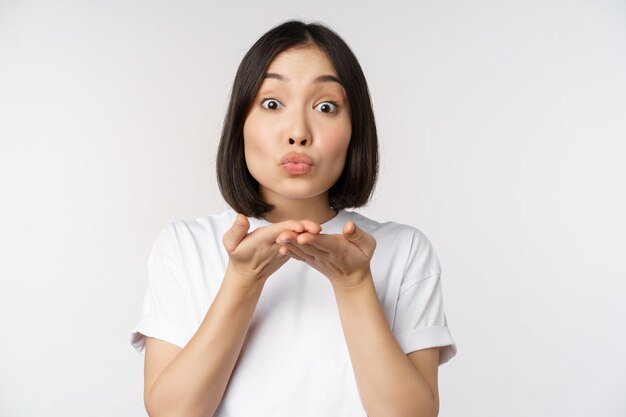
left=146, top=269, right=264, bottom=417
left=332, top=273, right=437, bottom=417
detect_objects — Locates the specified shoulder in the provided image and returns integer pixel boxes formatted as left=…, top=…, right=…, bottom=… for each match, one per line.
left=350, top=210, right=433, bottom=246
left=349, top=210, right=441, bottom=275
left=149, top=209, right=235, bottom=263
left=166, top=208, right=234, bottom=239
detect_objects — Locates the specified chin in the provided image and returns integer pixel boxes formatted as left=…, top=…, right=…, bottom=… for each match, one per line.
left=263, top=185, right=326, bottom=200
left=278, top=190, right=325, bottom=200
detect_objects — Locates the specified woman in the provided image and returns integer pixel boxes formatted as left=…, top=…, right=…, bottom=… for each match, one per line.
left=131, top=19, right=457, bottom=417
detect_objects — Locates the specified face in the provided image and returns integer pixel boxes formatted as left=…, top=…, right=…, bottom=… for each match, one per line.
left=242, top=45, right=352, bottom=206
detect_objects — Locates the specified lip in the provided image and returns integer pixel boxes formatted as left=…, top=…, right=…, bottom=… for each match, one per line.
left=282, top=163, right=311, bottom=175
left=280, top=152, right=314, bottom=165
left=280, top=152, right=314, bottom=175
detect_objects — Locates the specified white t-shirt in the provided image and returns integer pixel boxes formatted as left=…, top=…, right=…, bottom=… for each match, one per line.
left=131, top=208, right=457, bottom=416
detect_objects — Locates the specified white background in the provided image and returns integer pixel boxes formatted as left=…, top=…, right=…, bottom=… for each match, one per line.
left=1, top=1, right=625, bottom=416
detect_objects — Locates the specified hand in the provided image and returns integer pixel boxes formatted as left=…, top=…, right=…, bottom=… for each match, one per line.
left=276, top=221, right=377, bottom=289
left=222, top=213, right=319, bottom=287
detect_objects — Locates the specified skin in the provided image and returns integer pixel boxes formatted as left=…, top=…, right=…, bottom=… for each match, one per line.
left=239, top=45, right=441, bottom=416
left=240, top=46, right=376, bottom=285
left=241, top=44, right=375, bottom=286
left=143, top=44, right=440, bottom=417
left=243, top=45, right=352, bottom=226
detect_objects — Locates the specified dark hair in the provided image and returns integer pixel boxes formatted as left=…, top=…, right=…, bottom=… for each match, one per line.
left=216, top=20, right=379, bottom=218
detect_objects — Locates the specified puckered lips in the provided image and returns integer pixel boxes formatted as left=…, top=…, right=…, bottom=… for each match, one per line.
left=280, top=152, right=314, bottom=175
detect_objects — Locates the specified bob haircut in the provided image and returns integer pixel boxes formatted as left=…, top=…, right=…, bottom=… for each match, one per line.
left=216, top=19, right=379, bottom=218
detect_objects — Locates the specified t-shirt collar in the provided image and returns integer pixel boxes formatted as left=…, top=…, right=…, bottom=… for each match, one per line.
left=232, top=208, right=354, bottom=235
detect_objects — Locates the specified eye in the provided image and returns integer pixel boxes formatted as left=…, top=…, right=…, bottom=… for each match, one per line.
left=314, top=101, right=338, bottom=114
left=261, top=98, right=283, bottom=110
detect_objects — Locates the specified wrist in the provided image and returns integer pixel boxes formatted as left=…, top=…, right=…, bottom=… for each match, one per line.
left=330, top=267, right=373, bottom=293
left=224, top=262, right=267, bottom=293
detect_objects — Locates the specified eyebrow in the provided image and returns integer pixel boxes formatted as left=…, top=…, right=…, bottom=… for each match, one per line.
left=264, top=72, right=343, bottom=86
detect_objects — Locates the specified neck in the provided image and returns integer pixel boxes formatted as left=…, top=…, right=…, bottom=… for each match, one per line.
left=260, top=192, right=338, bottom=225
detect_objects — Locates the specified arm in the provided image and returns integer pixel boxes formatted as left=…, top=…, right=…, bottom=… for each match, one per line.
left=144, top=268, right=264, bottom=417
left=143, top=215, right=310, bottom=417
left=332, top=271, right=439, bottom=417
left=280, top=221, right=440, bottom=416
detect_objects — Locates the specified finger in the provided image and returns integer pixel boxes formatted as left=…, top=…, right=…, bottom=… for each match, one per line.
left=275, top=230, right=301, bottom=244
left=296, top=232, right=342, bottom=254
left=343, top=221, right=376, bottom=253
left=256, top=220, right=305, bottom=243
left=222, top=213, right=250, bottom=253
left=343, top=221, right=365, bottom=243
left=275, top=219, right=322, bottom=243
left=275, top=246, right=289, bottom=260
left=271, top=241, right=289, bottom=257
left=291, top=241, right=328, bottom=259
left=279, top=244, right=304, bottom=261
left=299, top=220, right=322, bottom=234
left=286, top=243, right=312, bottom=261
left=278, top=245, right=289, bottom=256
left=271, top=247, right=292, bottom=270
left=286, top=248, right=305, bottom=262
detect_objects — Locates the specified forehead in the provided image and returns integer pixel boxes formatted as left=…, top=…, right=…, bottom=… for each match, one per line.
left=265, top=46, right=338, bottom=80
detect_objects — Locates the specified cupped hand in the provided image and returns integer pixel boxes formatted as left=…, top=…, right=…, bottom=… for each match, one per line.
left=276, top=220, right=377, bottom=289
left=222, top=214, right=319, bottom=287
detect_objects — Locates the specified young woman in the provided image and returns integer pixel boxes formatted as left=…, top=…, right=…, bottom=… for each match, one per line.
left=131, top=20, right=457, bottom=417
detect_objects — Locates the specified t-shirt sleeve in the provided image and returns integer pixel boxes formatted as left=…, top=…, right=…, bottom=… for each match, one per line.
left=392, top=229, right=458, bottom=365
left=130, top=222, right=195, bottom=356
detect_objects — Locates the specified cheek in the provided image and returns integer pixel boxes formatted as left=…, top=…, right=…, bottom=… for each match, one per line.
left=243, top=116, right=268, bottom=159
left=320, top=122, right=351, bottom=162
left=243, top=114, right=258, bottom=148
left=243, top=119, right=265, bottom=176
left=244, top=113, right=278, bottom=152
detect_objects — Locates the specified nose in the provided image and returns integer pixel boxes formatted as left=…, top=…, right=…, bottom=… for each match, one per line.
left=289, top=137, right=307, bottom=145
left=287, top=108, right=311, bottom=146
